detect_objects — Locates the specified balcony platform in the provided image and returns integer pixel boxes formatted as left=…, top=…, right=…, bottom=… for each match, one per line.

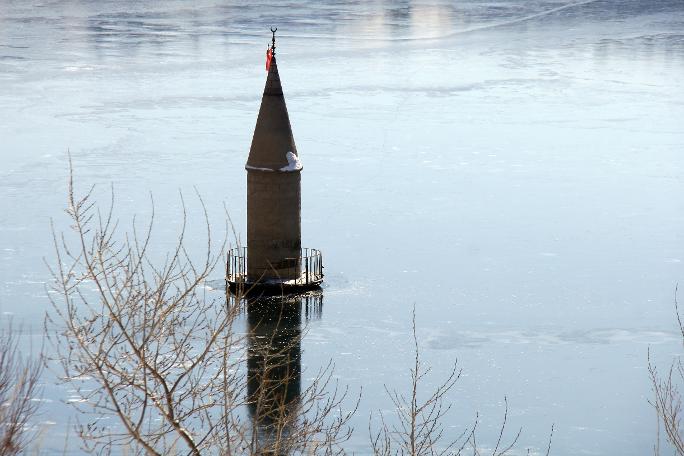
left=226, top=247, right=323, bottom=292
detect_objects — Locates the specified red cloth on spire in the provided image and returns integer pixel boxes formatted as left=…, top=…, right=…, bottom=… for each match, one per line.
left=266, top=48, right=273, bottom=71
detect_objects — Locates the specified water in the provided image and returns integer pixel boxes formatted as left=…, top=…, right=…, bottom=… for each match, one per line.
left=1, top=0, right=684, bottom=454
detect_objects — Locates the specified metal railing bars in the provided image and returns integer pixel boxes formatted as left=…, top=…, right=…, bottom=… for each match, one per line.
left=226, top=247, right=323, bottom=286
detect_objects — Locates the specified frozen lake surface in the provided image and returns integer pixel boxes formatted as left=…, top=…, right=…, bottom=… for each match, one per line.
left=1, top=0, right=684, bottom=454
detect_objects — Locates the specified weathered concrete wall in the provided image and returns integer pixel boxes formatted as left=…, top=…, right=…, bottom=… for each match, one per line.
left=247, top=170, right=302, bottom=281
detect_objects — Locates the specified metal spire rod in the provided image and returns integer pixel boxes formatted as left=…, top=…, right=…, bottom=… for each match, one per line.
left=270, top=27, right=277, bottom=56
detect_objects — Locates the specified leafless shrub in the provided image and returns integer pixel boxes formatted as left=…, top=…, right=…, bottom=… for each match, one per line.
left=0, top=320, right=43, bottom=455
left=47, top=164, right=356, bottom=454
left=47, top=162, right=551, bottom=455
left=46, top=166, right=241, bottom=454
left=370, top=309, right=552, bottom=456
left=651, top=285, right=684, bottom=455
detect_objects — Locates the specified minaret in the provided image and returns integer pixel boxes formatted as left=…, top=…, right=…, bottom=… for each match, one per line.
left=226, top=29, right=323, bottom=290
left=245, top=30, right=304, bottom=284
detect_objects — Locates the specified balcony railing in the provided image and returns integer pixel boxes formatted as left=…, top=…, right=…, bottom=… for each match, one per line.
left=226, top=247, right=324, bottom=288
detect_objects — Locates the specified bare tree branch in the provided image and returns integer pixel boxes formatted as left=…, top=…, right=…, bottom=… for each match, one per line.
left=0, top=320, right=43, bottom=455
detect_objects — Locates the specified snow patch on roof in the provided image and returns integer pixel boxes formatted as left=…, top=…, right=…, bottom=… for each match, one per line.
left=280, top=151, right=302, bottom=172
left=245, top=164, right=274, bottom=172
left=245, top=152, right=302, bottom=172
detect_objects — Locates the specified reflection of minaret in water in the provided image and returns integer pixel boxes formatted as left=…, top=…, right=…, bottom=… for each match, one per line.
left=245, top=291, right=322, bottom=452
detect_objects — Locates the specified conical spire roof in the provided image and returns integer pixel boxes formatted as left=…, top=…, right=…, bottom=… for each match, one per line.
left=246, top=55, right=301, bottom=172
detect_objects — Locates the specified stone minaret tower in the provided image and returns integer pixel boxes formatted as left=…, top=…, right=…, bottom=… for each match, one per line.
left=246, top=30, right=302, bottom=283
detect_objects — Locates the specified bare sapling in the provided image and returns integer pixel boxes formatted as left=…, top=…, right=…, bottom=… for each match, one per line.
left=0, top=320, right=43, bottom=455
left=369, top=308, right=552, bottom=456
left=650, top=285, right=684, bottom=455
left=46, top=164, right=245, bottom=454
left=47, top=162, right=553, bottom=455
left=47, top=163, right=358, bottom=455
